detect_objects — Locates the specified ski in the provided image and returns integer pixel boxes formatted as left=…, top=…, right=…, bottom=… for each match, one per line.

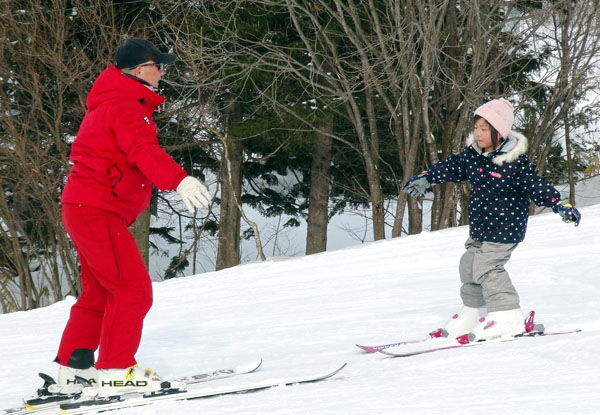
left=378, top=329, right=582, bottom=357
left=170, top=357, right=262, bottom=384
left=59, top=363, right=347, bottom=414
left=357, top=310, right=554, bottom=354
left=1, top=358, right=262, bottom=415
left=356, top=339, right=427, bottom=353
left=356, top=330, right=443, bottom=353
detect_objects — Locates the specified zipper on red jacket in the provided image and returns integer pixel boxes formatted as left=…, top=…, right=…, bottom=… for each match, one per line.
left=108, top=164, right=123, bottom=197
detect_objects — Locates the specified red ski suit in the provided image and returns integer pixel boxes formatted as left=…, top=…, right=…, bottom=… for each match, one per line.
left=56, top=66, right=187, bottom=369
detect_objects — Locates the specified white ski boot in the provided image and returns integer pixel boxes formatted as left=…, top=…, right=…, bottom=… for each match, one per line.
left=470, top=308, right=525, bottom=341
left=96, top=366, right=186, bottom=397
left=443, top=306, right=487, bottom=338
left=47, top=365, right=97, bottom=395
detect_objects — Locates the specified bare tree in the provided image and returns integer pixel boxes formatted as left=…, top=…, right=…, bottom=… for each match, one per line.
left=156, top=1, right=271, bottom=268
left=0, top=0, right=111, bottom=309
left=274, top=1, right=551, bottom=235
left=2, top=0, right=598, bottom=312
left=0, top=0, right=174, bottom=310
left=522, top=0, right=600, bottom=192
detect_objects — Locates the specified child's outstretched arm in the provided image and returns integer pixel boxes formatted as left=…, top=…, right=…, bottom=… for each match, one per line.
left=516, top=155, right=581, bottom=226
left=402, top=151, right=469, bottom=198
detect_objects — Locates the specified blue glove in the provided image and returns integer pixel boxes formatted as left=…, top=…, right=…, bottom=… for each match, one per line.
left=552, top=200, right=581, bottom=226
left=402, top=173, right=432, bottom=198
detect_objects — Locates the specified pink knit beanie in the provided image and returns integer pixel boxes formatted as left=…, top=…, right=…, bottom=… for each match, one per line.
left=474, top=98, right=514, bottom=138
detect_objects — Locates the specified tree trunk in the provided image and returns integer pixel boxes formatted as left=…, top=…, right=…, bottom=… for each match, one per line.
left=216, top=103, right=243, bottom=270
left=369, top=176, right=385, bottom=241
left=437, top=183, right=456, bottom=230
left=131, top=205, right=150, bottom=269
left=565, top=119, right=575, bottom=205
left=392, top=191, right=408, bottom=238
left=430, top=185, right=443, bottom=231
left=216, top=138, right=243, bottom=270
left=306, top=116, right=333, bottom=255
left=392, top=96, right=422, bottom=238
left=407, top=197, right=422, bottom=235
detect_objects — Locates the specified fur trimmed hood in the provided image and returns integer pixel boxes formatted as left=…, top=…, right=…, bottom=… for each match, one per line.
left=466, top=130, right=528, bottom=166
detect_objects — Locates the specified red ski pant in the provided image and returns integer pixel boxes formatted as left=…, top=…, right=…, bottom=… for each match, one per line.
left=56, top=204, right=152, bottom=369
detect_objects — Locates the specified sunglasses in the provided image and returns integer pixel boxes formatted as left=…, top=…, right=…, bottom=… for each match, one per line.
left=137, top=62, right=166, bottom=72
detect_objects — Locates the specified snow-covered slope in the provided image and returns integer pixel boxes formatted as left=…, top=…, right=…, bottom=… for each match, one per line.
left=1, top=205, right=599, bottom=414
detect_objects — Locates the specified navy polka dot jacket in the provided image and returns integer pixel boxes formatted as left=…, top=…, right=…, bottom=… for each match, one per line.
left=425, top=131, right=561, bottom=243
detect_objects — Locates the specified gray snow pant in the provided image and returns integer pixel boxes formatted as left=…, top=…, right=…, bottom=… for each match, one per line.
left=459, top=238, right=520, bottom=312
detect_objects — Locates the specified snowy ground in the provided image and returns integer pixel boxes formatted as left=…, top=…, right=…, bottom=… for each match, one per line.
left=1, top=204, right=599, bottom=414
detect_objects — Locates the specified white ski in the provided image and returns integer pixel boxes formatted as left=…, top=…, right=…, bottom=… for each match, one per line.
left=2, top=358, right=262, bottom=415
left=60, top=363, right=347, bottom=414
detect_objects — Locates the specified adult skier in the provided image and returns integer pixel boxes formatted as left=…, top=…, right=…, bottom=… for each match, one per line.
left=53, top=38, right=210, bottom=398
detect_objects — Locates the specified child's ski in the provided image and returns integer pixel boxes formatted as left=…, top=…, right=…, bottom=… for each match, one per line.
left=59, top=363, right=347, bottom=414
left=357, top=310, right=564, bottom=354
left=378, top=329, right=582, bottom=357
left=356, top=329, right=445, bottom=353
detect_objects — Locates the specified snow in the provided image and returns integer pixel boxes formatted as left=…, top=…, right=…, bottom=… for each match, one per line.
left=1, top=204, right=600, bottom=414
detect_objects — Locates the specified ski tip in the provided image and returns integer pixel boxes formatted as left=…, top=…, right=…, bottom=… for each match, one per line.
left=234, top=357, right=263, bottom=373
left=355, top=344, right=378, bottom=353
left=327, top=363, right=347, bottom=378
left=315, top=362, right=348, bottom=381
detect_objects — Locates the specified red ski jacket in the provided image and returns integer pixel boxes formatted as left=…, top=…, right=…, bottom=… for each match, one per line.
left=61, top=65, right=187, bottom=225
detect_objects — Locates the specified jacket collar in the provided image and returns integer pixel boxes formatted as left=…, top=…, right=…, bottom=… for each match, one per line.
left=466, top=130, right=528, bottom=165
left=121, top=72, right=159, bottom=92
left=86, top=65, right=165, bottom=111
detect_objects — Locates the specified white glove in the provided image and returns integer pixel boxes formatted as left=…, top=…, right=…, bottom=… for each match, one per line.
left=176, top=176, right=211, bottom=213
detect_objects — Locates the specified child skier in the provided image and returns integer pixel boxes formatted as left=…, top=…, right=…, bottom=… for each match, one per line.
left=402, top=98, right=580, bottom=342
